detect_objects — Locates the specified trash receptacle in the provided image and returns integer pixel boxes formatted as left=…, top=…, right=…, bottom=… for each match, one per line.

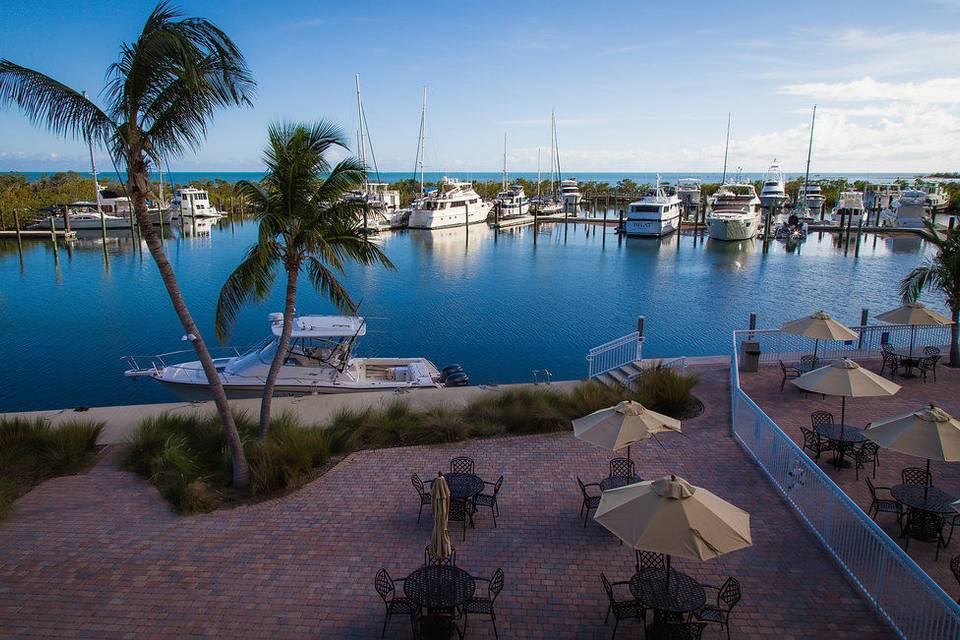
left=741, top=341, right=761, bottom=373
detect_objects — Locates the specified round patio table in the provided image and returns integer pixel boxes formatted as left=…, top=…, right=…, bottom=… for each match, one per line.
left=892, top=484, right=957, bottom=543
left=600, top=475, right=643, bottom=491
left=893, top=348, right=922, bottom=378
left=403, top=565, right=476, bottom=610
left=629, top=568, right=706, bottom=615
left=815, top=423, right=866, bottom=469
left=443, top=473, right=484, bottom=501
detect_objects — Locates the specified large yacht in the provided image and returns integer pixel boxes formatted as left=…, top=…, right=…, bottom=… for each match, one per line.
left=560, top=178, right=581, bottom=210
left=34, top=204, right=131, bottom=230
left=169, top=187, right=224, bottom=220
left=407, top=178, right=491, bottom=229
left=124, top=314, right=461, bottom=396
left=830, top=191, right=866, bottom=226
left=797, top=184, right=825, bottom=219
left=883, top=188, right=930, bottom=228
left=624, top=177, right=682, bottom=237
left=677, top=178, right=702, bottom=209
left=707, top=183, right=762, bottom=241
left=758, top=160, right=788, bottom=209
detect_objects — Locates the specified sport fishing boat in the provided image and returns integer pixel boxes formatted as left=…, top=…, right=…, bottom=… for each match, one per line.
left=707, top=183, right=762, bottom=241
left=758, top=160, right=788, bottom=209
left=407, top=178, right=491, bottom=229
left=882, top=188, right=929, bottom=228
left=830, top=191, right=866, bottom=226
left=797, top=184, right=825, bottom=220
left=624, top=176, right=682, bottom=237
left=124, top=314, right=467, bottom=396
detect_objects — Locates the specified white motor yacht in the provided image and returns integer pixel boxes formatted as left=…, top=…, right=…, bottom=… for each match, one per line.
left=758, top=160, right=788, bottom=209
left=495, top=184, right=531, bottom=220
left=923, top=182, right=950, bottom=211
left=407, top=178, right=491, bottom=229
left=124, top=314, right=463, bottom=396
left=830, top=191, right=866, bottom=226
left=624, top=176, right=682, bottom=237
left=169, top=187, right=224, bottom=220
left=707, top=183, right=762, bottom=241
left=560, top=178, right=581, bottom=210
left=797, top=184, right=825, bottom=220
left=883, top=188, right=929, bottom=228
left=34, top=206, right=131, bottom=230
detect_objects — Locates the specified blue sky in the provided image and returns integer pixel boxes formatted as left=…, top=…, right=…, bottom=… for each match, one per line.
left=1, top=0, right=959, bottom=173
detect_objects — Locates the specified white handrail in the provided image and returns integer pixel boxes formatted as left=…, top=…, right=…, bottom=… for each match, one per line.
left=586, top=331, right=643, bottom=378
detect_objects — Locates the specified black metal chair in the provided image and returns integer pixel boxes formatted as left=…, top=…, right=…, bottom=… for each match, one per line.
left=800, top=354, right=819, bottom=372
left=448, top=497, right=472, bottom=542
left=903, top=510, right=947, bottom=560
left=881, top=345, right=901, bottom=377
left=635, top=550, right=666, bottom=573
left=461, top=568, right=504, bottom=639
left=902, top=467, right=933, bottom=487
left=692, top=577, right=741, bottom=640
left=473, top=475, right=503, bottom=528
left=412, top=473, right=432, bottom=524
left=578, top=477, right=602, bottom=527
left=600, top=572, right=645, bottom=639
left=415, top=612, right=463, bottom=640
left=375, top=568, right=418, bottom=638
left=849, top=441, right=880, bottom=480
left=800, top=426, right=835, bottom=461
left=424, top=544, right=456, bottom=568
left=609, top=457, right=636, bottom=480
left=951, top=556, right=960, bottom=603
left=919, top=355, right=940, bottom=383
left=779, top=360, right=801, bottom=392
left=924, top=346, right=941, bottom=357
left=865, top=477, right=902, bottom=524
left=653, top=621, right=709, bottom=640
left=810, top=410, right=834, bottom=430
left=449, top=456, right=475, bottom=475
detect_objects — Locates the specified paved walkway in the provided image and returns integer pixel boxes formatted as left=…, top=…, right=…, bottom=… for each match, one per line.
left=742, top=358, right=960, bottom=599
left=0, top=367, right=891, bottom=638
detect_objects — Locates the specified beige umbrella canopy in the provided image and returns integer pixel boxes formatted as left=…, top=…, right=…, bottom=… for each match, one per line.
left=573, top=400, right=681, bottom=460
left=595, top=475, right=752, bottom=590
left=429, top=473, right=453, bottom=561
left=865, top=405, right=960, bottom=498
left=781, top=311, right=859, bottom=361
left=876, top=302, right=952, bottom=357
left=792, top=358, right=901, bottom=431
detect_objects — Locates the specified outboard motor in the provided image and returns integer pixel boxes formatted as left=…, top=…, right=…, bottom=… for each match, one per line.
left=444, top=371, right=470, bottom=387
left=439, top=364, right=463, bottom=383
left=788, top=213, right=799, bottom=227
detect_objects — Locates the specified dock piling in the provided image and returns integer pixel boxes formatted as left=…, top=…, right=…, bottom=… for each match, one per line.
left=637, top=316, right=645, bottom=339
left=13, top=209, right=24, bottom=264
left=49, top=212, right=60, bottom=265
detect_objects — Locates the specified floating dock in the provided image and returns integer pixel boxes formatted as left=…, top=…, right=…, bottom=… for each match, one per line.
left=0, top=229, right=77, bottom=240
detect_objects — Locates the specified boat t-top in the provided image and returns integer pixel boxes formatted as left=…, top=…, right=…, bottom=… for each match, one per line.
left=758, top=160, right=788, bottom=210
left=707, top=183, right=762, bottom=241
left=125, top=314, right=467, bottom=396
left=624, top=175, right=682, bottom=237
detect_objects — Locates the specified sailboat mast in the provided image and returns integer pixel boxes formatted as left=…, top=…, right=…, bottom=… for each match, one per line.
left=536, top=147, right=541, bottom=202
left=720, top=112, right=731, bottom=184
left=802, top=105, right=816, bottom=194
left=355, top=73, right=367, bottom=191
left=418, top=87, right=426, bottom=195
left=549, top=110, right=555, bottom=200
left=502, top=132, right=507, bottom=191
left=553, top=111, right=562, bottom=200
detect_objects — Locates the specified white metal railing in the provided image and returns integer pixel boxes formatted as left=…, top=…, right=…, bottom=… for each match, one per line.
left=735, top=323, right=951, bottom=367
left=731, top=330, right=960, bottom=639
left=587, top=331, right=643, bottom=378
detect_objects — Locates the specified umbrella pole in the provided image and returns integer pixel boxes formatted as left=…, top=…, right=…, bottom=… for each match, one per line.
left=925, top=458, right=930, bottom=501
left=814, top=338, right=819, bottom=364
left=627, top=445, right=631, bottom=462
left=840, top=396, right=846, bottom=439
left=665, top=554, right=671, bottom=593
left=909, top=326, right=915, bottom=358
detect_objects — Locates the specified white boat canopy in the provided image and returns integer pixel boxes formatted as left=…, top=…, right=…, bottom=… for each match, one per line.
left=270, top=314, right=367, bottom=338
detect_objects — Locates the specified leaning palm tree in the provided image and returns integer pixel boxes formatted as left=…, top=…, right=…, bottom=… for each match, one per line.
left=900, top=218, right=960, bottom=367
left=215, top=121, right=394, bottom=440
left=0, top=2, right=255, bottom=486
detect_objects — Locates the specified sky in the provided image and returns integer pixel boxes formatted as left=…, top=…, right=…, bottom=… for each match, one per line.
left=1, top=0, right=959, bottom=174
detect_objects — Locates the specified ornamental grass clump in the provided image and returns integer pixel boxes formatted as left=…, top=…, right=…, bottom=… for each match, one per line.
left=0, top=416, right=103, bottom=520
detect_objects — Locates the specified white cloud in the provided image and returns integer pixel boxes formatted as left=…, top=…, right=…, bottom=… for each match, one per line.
left=780, top=77, right=960, bottom=103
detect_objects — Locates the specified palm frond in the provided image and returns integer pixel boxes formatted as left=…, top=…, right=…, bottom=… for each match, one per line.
left=305, top=257, right=356, bottom=313
left=900, top=264, right=937, bottom=303
left=314, top=158, right=367, bottom=206
left=215, top=242, right=281, bottom=341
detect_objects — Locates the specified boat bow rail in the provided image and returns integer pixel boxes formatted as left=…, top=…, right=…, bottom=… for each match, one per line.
left=122, top=346, right=248, bottom=378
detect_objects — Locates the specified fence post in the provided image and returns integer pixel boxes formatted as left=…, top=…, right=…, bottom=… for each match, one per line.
left=858, top=308, right=869, bottom=349
left=637, top=316, right=645, bottom=363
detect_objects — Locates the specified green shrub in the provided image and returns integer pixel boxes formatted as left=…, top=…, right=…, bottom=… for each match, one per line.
left=632, top=366, right=701, bottom=418
left=0, top=416, right=103, bottom=520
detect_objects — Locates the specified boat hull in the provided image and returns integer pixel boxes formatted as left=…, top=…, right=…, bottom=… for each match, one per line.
left=624, top=214, right=680, bottom=237
left=408, top=203, right=491, bottom=229
left=708, top=216, right=760, bottom=241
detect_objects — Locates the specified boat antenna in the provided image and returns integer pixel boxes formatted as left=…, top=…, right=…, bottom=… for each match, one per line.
left=720, top=112, right=731, bottom=184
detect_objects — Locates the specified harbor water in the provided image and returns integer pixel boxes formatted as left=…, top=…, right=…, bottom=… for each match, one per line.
left=0, top=218, right=941, bottom=411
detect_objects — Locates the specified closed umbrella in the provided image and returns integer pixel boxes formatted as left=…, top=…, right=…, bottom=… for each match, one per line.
left=792, top=358, right=901, bottom=439
left=429, top=472, right=453, bottom=561
left=864, top=405, right=960, bottom=499
left=876, top=302, right=951, bottom=357
left=594, top=475, right=752, bottom=591
left=781, top=311, right=859, bottom=362
left=573, top=400, right=681, bottom=461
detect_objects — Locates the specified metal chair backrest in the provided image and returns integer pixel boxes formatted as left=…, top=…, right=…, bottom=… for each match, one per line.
left=488, top=568, right=505, bottom=600
left=412, top=472, right=426, bottom=495
left=609, top=457, right=636, bottom=479
left=577, top=477, right=590, bottom=498
left=810, top=411, right=834, bottom=429
left=865, top=476, right=879, bottom=501
left=450, top=456, right=475, bottom=475
left=902, top=467, right=933, bottom=486
left=599, top=572, right=615, bottom=602
left=859, top=441, right=879, bottom=460
left=923, top=354, right=941, bottom=369
left=882, top=344, right=895, bottom=356
left=491, top=475, right=504, bottom=496
left=800, top=427, right=818, bottom=450
left=924, top=346, right=941, bottom=356
left=951, top=555, right=960, bottom=590
left=717, top=577, right=741, bottom=611
left=424, top=544, right=456, bottom=567
left=800, top=355, right=818, bottom=371
left=636, top=550, right=666, bottom=572
left=375, top=568, right=395, bottom=601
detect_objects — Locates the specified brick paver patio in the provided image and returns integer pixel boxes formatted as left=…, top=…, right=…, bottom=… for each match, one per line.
left=742, top=358, right=960, bottom=600
left=0, top=367, right=892, bottom=638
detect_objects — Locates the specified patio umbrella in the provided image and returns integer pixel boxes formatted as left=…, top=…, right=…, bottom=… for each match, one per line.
left=864, top=405, right=960, bottom=499
left=429, top=472, right=453, bottom=561
left=594, top=475, right=752, bottom=591
left=876, top=302, right=951, bottom=357
left=780, top=311, right=859, bottom=362
left=573, top=400, right=681, bottom=461
left=792, top=358, right=901, bottom=439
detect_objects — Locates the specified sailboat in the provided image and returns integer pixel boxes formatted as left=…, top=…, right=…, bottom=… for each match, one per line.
left=493, top=133, right=531, bottom=227
left=537, top=111, right=564, bottom=214
left=777, top=106, right=818, bottom=241
left=350, top=73, right=403, bottom=231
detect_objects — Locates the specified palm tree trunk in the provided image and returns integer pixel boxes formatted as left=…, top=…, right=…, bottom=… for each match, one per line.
left=259, top=261, right=300, bottom=440
left=127, top=154, right=250, bottom=488
left=951, top=305, right=959, bottom=368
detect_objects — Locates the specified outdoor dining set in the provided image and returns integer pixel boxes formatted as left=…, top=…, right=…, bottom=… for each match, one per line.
left=411, top=457, right=503, bottom=541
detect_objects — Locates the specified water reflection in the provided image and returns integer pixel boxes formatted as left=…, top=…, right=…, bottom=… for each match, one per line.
left=704, top=237, right=757, bottom=271
left=883, top=234, right=924, bottom=254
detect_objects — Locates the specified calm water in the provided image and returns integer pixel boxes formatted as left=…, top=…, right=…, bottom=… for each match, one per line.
left=0, top=218, right=941, bottom=411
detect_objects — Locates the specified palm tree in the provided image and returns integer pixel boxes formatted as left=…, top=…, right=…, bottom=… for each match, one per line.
left=215, top=122, right=394, bottom=440
left=0, top=2, right=255, bottom=487
left=900, top=219, right=960, bottom=367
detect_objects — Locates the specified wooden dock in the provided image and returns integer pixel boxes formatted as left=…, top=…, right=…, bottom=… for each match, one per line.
left=0, top=229, right=77, bottom=240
